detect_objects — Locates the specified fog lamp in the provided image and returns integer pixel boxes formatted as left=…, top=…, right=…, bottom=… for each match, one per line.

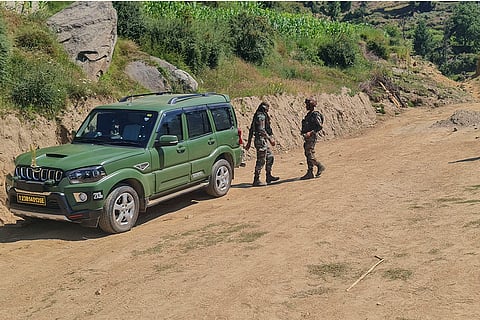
left=73, top=192, right=88, bottom=203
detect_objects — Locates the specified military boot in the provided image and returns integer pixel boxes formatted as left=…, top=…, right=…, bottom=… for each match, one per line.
left=316, top=164, right=326, bottom=177
left=266, top=172, right=280, bottom=184
left=252, top=174, right=266, bottom=187
left=300, top=170, right=314, bottom=180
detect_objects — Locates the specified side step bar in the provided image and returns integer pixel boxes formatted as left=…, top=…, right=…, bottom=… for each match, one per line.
left=146, top=182, right=209, bottom=208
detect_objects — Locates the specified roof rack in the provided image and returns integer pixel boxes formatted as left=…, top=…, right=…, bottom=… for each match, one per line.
left=118, top=92, right=172, bottom=103
left=167, top=92, right=228, bottom=104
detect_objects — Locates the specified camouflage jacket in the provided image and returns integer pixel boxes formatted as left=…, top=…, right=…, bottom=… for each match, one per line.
left=301, top=110, right=324, bottom=135
left=248, top=110, right=273, bottom=142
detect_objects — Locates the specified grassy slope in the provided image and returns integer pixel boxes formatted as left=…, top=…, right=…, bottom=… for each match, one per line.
left=0, top=1, right=473, bottom=115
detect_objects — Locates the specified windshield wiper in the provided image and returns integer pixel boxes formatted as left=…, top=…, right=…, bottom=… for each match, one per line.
left=106, top=140, right=143, bottom=147
left=73, top=137, right=108, bottom=145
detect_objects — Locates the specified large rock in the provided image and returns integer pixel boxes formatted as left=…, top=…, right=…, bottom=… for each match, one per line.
left=47, top=1, right=117, bottom=81
left=125, top=57, right=198, bottom=93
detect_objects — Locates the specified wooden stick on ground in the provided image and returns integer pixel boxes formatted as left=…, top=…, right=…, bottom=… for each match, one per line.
left=379, top=81, right=402, bottom=108
left=346, top=255, right=385, bottom=292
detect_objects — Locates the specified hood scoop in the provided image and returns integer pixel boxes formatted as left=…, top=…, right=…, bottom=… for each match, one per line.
left=46, top=153, right=67, bottom=158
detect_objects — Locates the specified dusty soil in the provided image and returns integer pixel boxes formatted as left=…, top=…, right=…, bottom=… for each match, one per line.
left=2, top=100, right=480, bottom=319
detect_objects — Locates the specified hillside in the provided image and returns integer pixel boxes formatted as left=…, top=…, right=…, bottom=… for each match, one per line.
left=4, top=2, right=480, bottom=318
left=1, top=1, right=480, bottom=225
left=0, top=54, right=478, bottom=225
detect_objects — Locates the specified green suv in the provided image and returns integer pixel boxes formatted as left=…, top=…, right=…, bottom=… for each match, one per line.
left=5, top=92, right=243, bottom=233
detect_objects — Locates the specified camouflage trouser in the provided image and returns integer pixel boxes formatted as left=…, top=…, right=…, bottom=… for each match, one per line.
left=303, top=136, right=319, bottom=171
left=254, top=137, right=274, bottom=175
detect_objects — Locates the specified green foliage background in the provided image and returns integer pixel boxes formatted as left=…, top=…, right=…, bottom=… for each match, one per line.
left=0, top=1, right=476, bottom=118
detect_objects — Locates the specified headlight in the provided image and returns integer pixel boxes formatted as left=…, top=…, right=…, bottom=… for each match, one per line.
left=67, top=166, right=106, bottom=184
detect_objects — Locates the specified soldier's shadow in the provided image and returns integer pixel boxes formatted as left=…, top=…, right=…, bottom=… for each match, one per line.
left=232, top=177, right=302, bottom=189
left=449, top=156, right=480, bottom=163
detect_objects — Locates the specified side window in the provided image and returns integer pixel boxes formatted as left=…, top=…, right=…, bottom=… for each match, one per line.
left=158, top=111, right=183, bottom=141
left=186, top=109, right=212, bottom=139
left=210, top=106, right=234, bottom=131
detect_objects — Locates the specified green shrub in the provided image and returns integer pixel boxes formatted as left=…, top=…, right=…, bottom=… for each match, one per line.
left=10, top=56, right=67, bottom=117
left=15, top=26, right=56, bottom=55
left=359, top=28, right=390, bottom=60
left=66, top=78, right=96, bottom=107
left=439, top=53, right=478, bottom=77
left=0, top=15, right=10, bottom=86
left=367, top=38, right=389, bottom=60
left=141, top=17, right=226, bottom=74
left=113, top=2, right=146, bottom=42
left=229, top=12, right=274, bottom=65
left=318, top=34, right=357, bottom=68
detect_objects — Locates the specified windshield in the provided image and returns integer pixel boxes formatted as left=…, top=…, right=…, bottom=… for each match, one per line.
left=73, top=109, right=158, bottom=148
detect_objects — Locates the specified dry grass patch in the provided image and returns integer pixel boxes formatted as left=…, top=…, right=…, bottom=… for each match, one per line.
left=383, top=268, right=413, bottom=281
left=307, top=263, right=349, bottom=279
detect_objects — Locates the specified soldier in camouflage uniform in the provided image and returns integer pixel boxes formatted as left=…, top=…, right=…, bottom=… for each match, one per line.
left=300, top=97, right=325, bottom=180
left=245, top=102, right=280, bottom=186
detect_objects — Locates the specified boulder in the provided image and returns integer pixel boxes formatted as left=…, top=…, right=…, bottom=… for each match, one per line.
left=47, top=1, right=117, bottom=81
left=125, top=57, right=198, bottom=93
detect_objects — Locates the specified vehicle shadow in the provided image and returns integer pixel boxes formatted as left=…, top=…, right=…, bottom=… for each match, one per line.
left=136, top=190, right=210, bottom=225
left=0, top=219, right=105, bottom=243
left=0, top=190, right=209, bottom=243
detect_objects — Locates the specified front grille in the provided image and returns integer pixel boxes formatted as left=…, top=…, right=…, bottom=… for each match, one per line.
left=15, top=166, right=64, bottom=184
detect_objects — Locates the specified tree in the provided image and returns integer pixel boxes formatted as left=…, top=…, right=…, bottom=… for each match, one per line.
left=340, top=1, right=351, bottom=13
left=324, top=2, right=341, bottom=21
left=113, top=2, right=146, bottom=42
left=445, top=2, right=480, bottom=53
left=413, top=19, right=433, bottom=57
left=230, top=12, right=274, bottom=65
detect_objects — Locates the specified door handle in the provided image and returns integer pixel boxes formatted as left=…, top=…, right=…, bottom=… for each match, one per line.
left=177, top=146, right=186, bottom=153
left=207, top=139, right=215, bottom=145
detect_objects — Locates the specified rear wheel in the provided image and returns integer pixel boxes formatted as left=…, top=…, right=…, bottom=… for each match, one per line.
left=206, top=159, right=232, bottom=197
left=99, top=185, right=139, bottom=234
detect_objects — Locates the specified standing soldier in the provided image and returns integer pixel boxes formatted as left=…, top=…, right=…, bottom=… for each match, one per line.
left=245, top=102, right=280, bottom=186
left=300, top=97, right=325, bottom=180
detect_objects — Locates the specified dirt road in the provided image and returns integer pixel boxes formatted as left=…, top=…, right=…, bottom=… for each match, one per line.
left=2, top=102, right=480, bottom=320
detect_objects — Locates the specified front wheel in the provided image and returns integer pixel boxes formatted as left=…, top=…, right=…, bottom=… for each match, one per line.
left=206, top=159, right=232, bottom=197
left=99, top=185, right=139, bottom=234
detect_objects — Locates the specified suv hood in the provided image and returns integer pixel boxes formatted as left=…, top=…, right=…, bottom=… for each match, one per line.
left=15, top=143, right=145, bottom=171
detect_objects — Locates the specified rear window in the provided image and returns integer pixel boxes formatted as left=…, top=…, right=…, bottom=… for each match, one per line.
left=210, top=106, right=234, bottom=131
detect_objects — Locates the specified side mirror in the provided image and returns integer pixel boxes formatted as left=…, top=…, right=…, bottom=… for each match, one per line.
left=155, top=134, right=179, bottom=147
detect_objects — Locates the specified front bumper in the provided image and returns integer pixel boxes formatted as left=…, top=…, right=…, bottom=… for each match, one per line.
left=6, top=182, right=102, bottom=228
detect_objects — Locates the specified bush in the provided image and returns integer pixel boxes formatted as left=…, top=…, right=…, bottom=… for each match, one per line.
left=113, top=2, right=146, bottom=42
left=229, top=12, right=274, bottom=65
left=318, top=34, right=357, bottom=68
left=141, top=18, right=226, bottom=74
left=0, top=16, right=10, bottom=86
left=439, top=53, right=478, bottom=77
left=10, top=56, right=67, bottom=117
left=367, top=38, right=389, bottom=60
left=15, top=26, right=56, bottom=55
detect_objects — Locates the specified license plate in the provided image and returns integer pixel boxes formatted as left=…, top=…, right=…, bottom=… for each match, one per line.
left=17, top=193, right=47, bottom=206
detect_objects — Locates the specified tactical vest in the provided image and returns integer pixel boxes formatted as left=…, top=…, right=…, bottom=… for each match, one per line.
left=251, top=111, right=273, bottom=137
left=301, top=111, right=323, bottom=134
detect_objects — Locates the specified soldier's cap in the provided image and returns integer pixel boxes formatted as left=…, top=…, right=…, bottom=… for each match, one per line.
left=305, top=97, right=317, bottom=106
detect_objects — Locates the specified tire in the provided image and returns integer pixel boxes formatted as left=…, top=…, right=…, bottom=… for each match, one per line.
left=206, top=159, right=232, bottom=197
left=98, top=185, right=139, bottom=234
